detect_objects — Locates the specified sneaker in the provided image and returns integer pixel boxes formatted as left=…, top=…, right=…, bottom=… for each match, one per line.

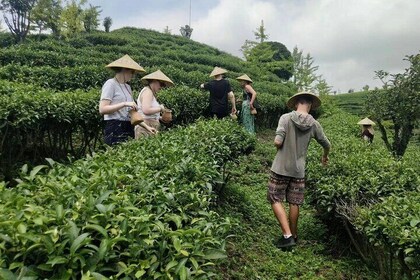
left=277, top=236, right=296, bottom=248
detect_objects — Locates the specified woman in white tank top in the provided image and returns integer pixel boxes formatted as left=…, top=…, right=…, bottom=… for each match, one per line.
left=135, top=70, right=174, bottom=138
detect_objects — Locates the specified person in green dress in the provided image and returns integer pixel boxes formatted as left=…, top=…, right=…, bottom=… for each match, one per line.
left=236, top=74, right=257, bottom=133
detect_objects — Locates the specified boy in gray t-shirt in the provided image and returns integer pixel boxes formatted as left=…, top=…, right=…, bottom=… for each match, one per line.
left=268, top=92, right=330, bottom=248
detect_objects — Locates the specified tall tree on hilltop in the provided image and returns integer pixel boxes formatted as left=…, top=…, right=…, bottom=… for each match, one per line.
left=247, top=41, right=293, bottom=80
left=366, top=54, right=420, bottom=157
left=254, top=19, right=269, bottom=43
left=103, top=16, right=112, bottom=32
left=31, top=0, right=62, bottom=36
left=180, top=24, right=193, bottom=38
left=292, top=46, right=319, bottom=91
left=82, top=4, right=101, bottom=32
left=0, top=0, right=37, bottom=42
left=60, top=0, right=86, bottom=38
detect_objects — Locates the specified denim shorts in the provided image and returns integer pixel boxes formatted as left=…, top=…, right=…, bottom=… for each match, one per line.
left=267, top=171, right=305, bottom=205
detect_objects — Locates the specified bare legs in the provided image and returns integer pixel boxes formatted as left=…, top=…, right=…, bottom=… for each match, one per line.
left=271, top=202, right=299, bottom=238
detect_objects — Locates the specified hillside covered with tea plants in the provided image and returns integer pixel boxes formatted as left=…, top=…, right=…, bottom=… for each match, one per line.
left=0, top=27, right=295, bottom=181
left=1, top=27, right=418, bottom=280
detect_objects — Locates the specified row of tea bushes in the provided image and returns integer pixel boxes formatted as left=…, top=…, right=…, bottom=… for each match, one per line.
left=0, top=86, right=102, bottom=181
left=306, top=112, right=420, bottom=279
left=0, top=81, right=287, bottom=182
left=0, top=119, right=256, bottom=279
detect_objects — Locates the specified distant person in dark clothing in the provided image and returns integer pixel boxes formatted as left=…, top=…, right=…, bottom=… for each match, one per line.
left=200, top=66, right=237, bottom=118
left=357, top=117, right=375, bottom=143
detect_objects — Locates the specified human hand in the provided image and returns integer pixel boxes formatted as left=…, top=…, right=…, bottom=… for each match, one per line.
left=147, top=127, right=157, bottom=135
left=250, top=103, right=255, bottom=110
left=232, top=107, right=237, bottom=114
left=321, top=155, right=329, bottom=166
left=274, top=139, right=282, bottom=149
left=160, top=104, right=165, bottom=112
left=125, top=101, right=138, bottom=111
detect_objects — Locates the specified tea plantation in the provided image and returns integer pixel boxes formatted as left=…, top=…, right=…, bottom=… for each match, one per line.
left=0, top=28, right=418, bottom=279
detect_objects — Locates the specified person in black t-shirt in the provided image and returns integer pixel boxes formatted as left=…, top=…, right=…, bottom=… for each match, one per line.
left=200, top=66, right=237, bottom=118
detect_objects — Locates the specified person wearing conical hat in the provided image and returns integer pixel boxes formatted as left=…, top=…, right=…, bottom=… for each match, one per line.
left=200, top=66, right=237, bottom=119
left=237, top=74, right=257, bottom=133
left=357, top=117, right=375, bottom=143
left=99, top=54, right=155, bottom=146
left=135, top=69, right=174, bottom=138
left=268, top=91, right=330, bottom=248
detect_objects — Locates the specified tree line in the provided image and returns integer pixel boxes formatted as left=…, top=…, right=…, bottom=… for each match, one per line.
left=0, top=0, right=112, bottom=42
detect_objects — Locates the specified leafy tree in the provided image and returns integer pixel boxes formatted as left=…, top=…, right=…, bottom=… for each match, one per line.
left=240, top=39, right=258, bottom=60
left=31, top=0, right=62, bottom=36
left=163, top=25, right=171, bottom=34
left=60, top=0, right=86, bottom=38
left=247, top=41, right=293, bottom=80
left=0, top=0, right=36, bottom=42
left=292, top=46, right=319, bottom=91
left=316, top=77, right=332, bottom=96
left=362, top=84, right=369, bottom=92
left=103, top=16, right=111, bottom=32
left=254, top=19, right=268, bottom=43
left=180, top=24, right=192, bottom=38
left=82, top=3, right=100, bottom=32
left=366, top=54, right=420, bottom=157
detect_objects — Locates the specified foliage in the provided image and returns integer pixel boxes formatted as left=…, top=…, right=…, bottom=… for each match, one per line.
left=31, top=0, right=62, bottom=36
left=254, top=19, right=269, bottom=43
left=365, top=53, right=420, bottom=157
left=102, top=16, right=112, bottom=32
left=0, top=27, right=293, bottom=182
left=306, top=111, right=420, bottom=279
left=331, top=90, right=368, bottom=116
left=0, top=0, right=36, bottom=42
left=59, top=0, right=86, bottom=38
left=247, top=41, right=294, bottom=80
left=0, top=85, right=103, bottom=181
left=82, top=3, right=101, bottom=33
left=0, top=119, right=255, bottom=279
left=180, top=24, right=193, bottom=39
left=213, top=129, right=378, bottom=279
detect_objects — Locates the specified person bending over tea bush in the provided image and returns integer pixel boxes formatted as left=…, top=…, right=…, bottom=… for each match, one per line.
left=135, top=70, right=174, bottom=138
left=200, top=66, right=237, bottom=119
left=99, top=55, right=156, bottom=145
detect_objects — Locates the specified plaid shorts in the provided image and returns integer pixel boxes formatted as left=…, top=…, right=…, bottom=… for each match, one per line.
left=267, top=171, right=305, bottom=205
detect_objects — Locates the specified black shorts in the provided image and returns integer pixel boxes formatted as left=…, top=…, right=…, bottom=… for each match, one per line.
left=104, top=120, right=134, bottom=146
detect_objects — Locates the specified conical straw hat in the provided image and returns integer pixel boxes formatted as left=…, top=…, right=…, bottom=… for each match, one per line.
left=106, top=54, right=145, bottom=72
left=209, top=66, right=228, bottom=77
left=236, top=74, right=253, bottom=83
left=287, top=91, right=321, bottom=109
left=141, top=70, right=174, bottom=87
left=357, top=117, right=375, bottom=126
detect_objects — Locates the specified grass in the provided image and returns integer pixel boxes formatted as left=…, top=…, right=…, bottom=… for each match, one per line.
left=214, top=129, right=378, bottom=279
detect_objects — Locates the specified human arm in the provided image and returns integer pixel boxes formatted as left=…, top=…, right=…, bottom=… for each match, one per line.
left=314, top=122, right=331, bottom=165
left=228, top=91, right=237, bottom=114
left=245, top=84, right=257, bottom=109
left=274, top=115, right=288, bottom=149
left=99, top=100, right=137, bottom=115
left=99, top=80, right=137, bottom=115
left=140, top=89, right=164, bottom=115
left=321, top=146, right=330, bottom=166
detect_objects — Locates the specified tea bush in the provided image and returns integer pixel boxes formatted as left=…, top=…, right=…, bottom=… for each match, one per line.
left=0, top=119, right=255, bottom=279
left=306, top=111, right=420, bottom=279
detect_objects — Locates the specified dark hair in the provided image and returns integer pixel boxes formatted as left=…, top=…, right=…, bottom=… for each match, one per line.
left=296, top=96, right=313, bottom=105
